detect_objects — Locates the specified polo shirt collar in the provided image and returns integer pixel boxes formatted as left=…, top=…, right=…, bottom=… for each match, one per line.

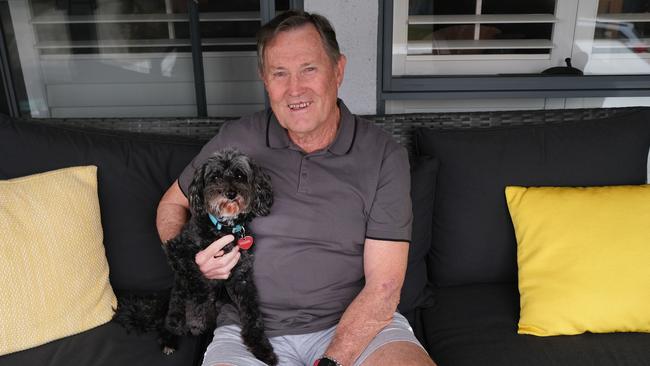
left=266, top=99, right=356, bottom=155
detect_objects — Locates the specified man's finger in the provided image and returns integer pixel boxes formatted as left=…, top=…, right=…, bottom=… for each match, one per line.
left=195, top=235, right=235, bottom=265
left=204, top=250, right=241, bottom=279
left=197, top=243, right=240, bottom=277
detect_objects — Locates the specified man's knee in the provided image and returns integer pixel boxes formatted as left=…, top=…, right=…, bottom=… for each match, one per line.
left=360, top=341, right=436, bottom=366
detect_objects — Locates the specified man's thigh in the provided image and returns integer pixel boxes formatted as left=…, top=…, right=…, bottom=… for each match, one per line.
left=355, top=312, right=433, bottom=366
left=202, top=324, right=302, bottom=366
left=201, top=313, right=429, bottom=366
left=202, top=323, right=329, bottom=366
left=360, top=341, right=436, bottom=366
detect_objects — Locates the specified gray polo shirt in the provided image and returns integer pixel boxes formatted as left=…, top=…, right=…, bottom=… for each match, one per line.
left=178, top=100, right=412, bottom=336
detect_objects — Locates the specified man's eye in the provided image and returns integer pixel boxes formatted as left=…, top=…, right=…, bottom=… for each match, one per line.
left=273, top=71, right=287, bottom=78
left=304, top=67, right=316, bottom=73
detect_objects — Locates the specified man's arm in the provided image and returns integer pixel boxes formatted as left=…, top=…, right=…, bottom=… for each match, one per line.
left=322, top=238, right=409, bottom=365
left=156, top=180, right=190, bottom=243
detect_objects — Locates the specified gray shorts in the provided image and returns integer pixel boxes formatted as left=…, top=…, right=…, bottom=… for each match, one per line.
left=201, top=312, right=424, bottom=366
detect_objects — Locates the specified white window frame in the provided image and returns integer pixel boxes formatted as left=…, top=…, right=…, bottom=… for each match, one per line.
left=392, top=0, right=578, bottom=76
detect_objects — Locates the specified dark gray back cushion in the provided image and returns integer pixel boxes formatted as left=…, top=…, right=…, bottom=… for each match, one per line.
left=416, top=109, right=650, bottom=286
left=399, top=156, right=438, bottom=318
left=0, top=116, right=202, bottom=291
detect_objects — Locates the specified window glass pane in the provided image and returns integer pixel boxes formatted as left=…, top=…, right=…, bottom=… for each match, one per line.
left=199, top=1, right=264, bottom=117
left=276, top=0, right=291, bottom=11
left=409, top=0, right=474, bottom=16
left=489, top=23, right=553, bottom=41
left=409, top=23, right=553, bottom=42
left=34, top=22, right=171, bottom=43
left=408, top=23, right=551, bottom=55
left=594, top=21, right=650, bottom=41
left=30, top=0, right=180, bottom=56
left=198, top=0, right=259, bottom=12
left=580, top=0, right=650, bottom=74
left=482, top=0, right=555, bottom=14
left=598, top=0, right=650, bottom=14
left=2, top=0, right=200, bottom=117
left=405, top=0, right=555, bottom=59
left=200, top=20, right=259, bottom=38
left=31, top=0, right=169, bottom=17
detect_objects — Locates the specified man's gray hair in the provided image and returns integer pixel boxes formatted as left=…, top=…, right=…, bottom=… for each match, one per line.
left=256, top=10, right=342, bottom=74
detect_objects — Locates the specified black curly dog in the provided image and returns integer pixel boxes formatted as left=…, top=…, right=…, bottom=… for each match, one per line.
left=115, top=149, right=277, bottom=365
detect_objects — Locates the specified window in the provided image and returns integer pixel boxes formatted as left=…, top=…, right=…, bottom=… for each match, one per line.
left=381, top=0, right=650, bottom=110
left=393, top=0, right=577, bottom=75
left=0, top=0, right=302, bottom=118
left=576, top=0, right=650, bottom=74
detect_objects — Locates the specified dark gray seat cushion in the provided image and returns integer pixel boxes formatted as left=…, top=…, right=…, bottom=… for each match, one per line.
left=0, top=322, right=202, bottom=366
left=422, top=283, right=650, bottom=366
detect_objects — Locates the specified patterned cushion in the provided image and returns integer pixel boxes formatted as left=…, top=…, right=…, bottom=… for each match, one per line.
left=0, top=166, right=116, bottom=355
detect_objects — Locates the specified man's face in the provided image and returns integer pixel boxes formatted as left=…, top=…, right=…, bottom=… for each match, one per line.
left=261, top=24, right=346, bottom=139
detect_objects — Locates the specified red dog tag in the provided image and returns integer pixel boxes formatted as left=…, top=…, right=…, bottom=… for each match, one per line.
left=237, top=235, right=254, bottom=250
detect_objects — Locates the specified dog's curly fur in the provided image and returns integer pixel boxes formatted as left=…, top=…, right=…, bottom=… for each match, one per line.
left=113, top=290, right=178, bottom=354
left=115, top=149, right=277, bottom=365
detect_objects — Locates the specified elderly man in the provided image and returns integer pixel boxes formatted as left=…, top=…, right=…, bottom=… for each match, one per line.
left=156, top=10, right=436, bottom=366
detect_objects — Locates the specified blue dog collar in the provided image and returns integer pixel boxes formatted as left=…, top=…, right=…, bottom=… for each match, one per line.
left=208, top=213, right=243, bottom=234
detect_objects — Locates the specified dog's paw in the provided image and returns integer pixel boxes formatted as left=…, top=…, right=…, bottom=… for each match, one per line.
left=162, top=346, right=176, bottom=356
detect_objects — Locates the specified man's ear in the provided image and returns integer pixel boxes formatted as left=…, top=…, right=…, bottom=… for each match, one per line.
left=336, top=54, right=347, bottom=88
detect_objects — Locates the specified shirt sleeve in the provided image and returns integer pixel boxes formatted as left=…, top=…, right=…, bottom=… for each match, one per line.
left=365, top=145, right=413, bottom=242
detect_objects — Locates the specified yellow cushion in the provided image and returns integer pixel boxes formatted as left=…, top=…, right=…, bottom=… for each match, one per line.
left=0, top=166, right=116, bottom=355
left=505, top=184, right=650, bottom=337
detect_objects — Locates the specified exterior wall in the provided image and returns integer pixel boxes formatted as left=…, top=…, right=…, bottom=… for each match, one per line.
left=305, top=0, right=378, bottom=115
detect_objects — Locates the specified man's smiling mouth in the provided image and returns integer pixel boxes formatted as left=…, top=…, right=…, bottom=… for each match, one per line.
left=288, top=102, right=312, bottom=111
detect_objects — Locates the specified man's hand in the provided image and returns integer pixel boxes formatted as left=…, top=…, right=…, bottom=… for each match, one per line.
left=195, top=234, right=241, bottom=280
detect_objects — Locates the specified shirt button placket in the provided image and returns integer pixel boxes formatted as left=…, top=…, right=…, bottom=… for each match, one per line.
left=298, top=156, right=309, bottom=193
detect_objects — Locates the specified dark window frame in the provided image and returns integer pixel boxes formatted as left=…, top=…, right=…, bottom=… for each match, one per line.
left=377, top=0, right=650, bottom=114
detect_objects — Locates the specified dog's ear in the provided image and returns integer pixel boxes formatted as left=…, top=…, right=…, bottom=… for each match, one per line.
left=251, top=165, right=273, bottom=217
left=188, top=164, right=207, bottom=217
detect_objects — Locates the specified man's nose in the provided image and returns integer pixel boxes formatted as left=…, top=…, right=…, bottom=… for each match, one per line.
left=288, top=74, right=304, bottom=96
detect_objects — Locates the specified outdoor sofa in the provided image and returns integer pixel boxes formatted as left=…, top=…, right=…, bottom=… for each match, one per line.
left=1, top=106, right=649, bottom=366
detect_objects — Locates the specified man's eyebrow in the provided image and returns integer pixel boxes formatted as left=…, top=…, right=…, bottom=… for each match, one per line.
left=268, top=61, right=317, bottom=70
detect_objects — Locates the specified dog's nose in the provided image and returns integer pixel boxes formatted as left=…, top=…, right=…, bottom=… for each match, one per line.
left=225, top=191, right=237, bottom=200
